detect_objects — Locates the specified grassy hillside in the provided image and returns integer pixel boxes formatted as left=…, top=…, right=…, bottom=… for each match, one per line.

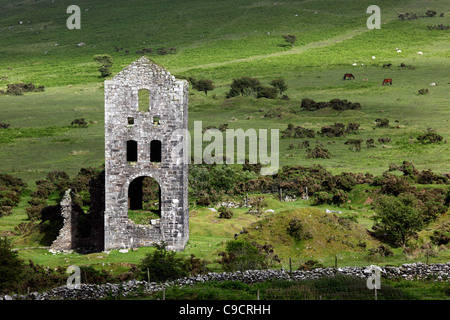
left=0, top=0, right=449, bottom=274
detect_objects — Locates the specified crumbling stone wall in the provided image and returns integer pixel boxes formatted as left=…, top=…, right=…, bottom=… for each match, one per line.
left=50, top=188, right=104, bottom=253
left=104, top=57, right=189, bottom=251
left=50, top=189, right=76, bottom=252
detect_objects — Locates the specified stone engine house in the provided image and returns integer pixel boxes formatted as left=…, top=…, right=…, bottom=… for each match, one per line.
left=104, top=57, right=189, bottom=251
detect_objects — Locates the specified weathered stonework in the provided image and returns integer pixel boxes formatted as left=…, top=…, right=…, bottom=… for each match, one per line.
left=50, top=189, right=76, bottom=252
left=104, top=57, right=189, bottom=251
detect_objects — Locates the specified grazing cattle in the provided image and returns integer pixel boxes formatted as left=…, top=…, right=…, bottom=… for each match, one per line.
left=343, top=73, right=355, bottom=80
left=382, top=79, right=392, bottom=85
left=383, top=63, right=392, bottom=68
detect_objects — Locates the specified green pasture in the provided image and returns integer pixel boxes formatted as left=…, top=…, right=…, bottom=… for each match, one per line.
left=0, top=0, right=449, bottom=273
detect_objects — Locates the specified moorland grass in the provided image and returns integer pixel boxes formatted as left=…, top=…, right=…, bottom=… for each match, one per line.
left=0, top=0, right=449, bottom=273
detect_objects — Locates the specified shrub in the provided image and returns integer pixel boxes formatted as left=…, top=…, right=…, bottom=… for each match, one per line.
left=218, top=240, right=278, bottom=272
left=282, top=124, right=315, bottom=138
left=0, top=237, right=25, bottom=294
left=372, top=172, right=411, bottom=196
left=247, top=196, right=267, bottom=216
left=218, top=206, right=233, bottom=219
left=346, top=123, right=360, bottom=133
left=307, top=146, right=331, bottom=159
left=378, top=137, right=391, bottom=144
left=430, top=224, right=450, bottom=246
left=366, top=138, right=376, bottom=148
left=287, top=219, right=313, bottom=241
left=319, top=123, right=346, bottom=137
left=156, top=47, right=177, bottom=55
left=375, top=118, right=389, bottom=128
left=256, top=86, right=278, bottom=99
left=300, top=98, right=361, bottom=112
left=425, top=10, right=437, bottom=17
left=2, top=82, right=45, bottom=95
left=344, top=139, right=363, bottom=151
left=368, top=244, right=394, bottom=258
left=0, top=122, right=10, bottom=129
left=138, top=243, right=188, bottom=282
left=314, top=191, right=333, bottom=204
left=26, top=204, right=45, bottom=221
left=417, top=128, right=443, bottom=144
left=226, top=77, right=262, bottom=98
left=270, top=78, right=288, bottom=94
left=71, top=118, right=88, bottom=128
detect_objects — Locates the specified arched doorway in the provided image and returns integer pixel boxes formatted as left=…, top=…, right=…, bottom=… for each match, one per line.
left=128, top=176, right=161, bottom=224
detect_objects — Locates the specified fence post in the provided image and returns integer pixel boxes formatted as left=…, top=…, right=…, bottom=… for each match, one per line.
left=289, top=257, right=292, bottom=274
left=257, top=288, right=260, bottom=300
left=334, top=255, right=338, bottom=273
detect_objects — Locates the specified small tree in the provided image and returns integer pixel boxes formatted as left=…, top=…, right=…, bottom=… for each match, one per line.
left=283, top=34, right=297, bottom=47
left=93, top=54, right=113, bottom=77
left=373, top=194, right=424, bottom=246
left=192, top=79, right=215, bottom=96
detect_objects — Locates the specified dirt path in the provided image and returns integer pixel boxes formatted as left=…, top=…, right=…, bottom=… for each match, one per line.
left=172, top=27, right=370, bottom=73
left=171, top=10, right=404, bottom=74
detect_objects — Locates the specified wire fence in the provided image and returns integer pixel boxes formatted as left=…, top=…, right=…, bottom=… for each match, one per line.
left=149, top=274, right=445, bottom=301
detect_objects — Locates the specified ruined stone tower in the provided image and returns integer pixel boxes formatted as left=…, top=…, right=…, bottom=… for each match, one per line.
left=104, top=56, right=189, bottom=251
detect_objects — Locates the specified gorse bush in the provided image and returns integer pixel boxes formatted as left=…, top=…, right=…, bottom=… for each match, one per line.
left=138, top=243, right=208, bottom=282
left=0, top=237, right=25, bottom=294
left=301, top=98, right=361, bottom=111
left=0, top=82, right=44, bottom=95
left=218, top=240, right=279, bottom=272
left=226, top=77, right=287, bottom=99
left=416, top=128, right=443, bottom=144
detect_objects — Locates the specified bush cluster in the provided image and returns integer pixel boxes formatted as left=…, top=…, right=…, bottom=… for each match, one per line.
left=138, top=243, right=208, bottom=282
left=0, top=174, right=27, bottom=218
left=427, top=24, right=450, bottom=30
left=301, top=98, right=361, bottom=112
left=0, top=82, right=44, bottom=95
left=375, top=118, right=389, bottom=128
left=0, top=236, right=139, bottom=294
left=281, top=124, right=315, bottom=138
left=0, top=122, right=10, bottom=129
left=218, top=240, right=280, bottom=272
left=226, top=77, right=287, bottom=100
left=416, top=128, right=443, bottom=144
left=398, top=10, right=444, bottom=20
left=307, top=146, right=331, bottom=159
